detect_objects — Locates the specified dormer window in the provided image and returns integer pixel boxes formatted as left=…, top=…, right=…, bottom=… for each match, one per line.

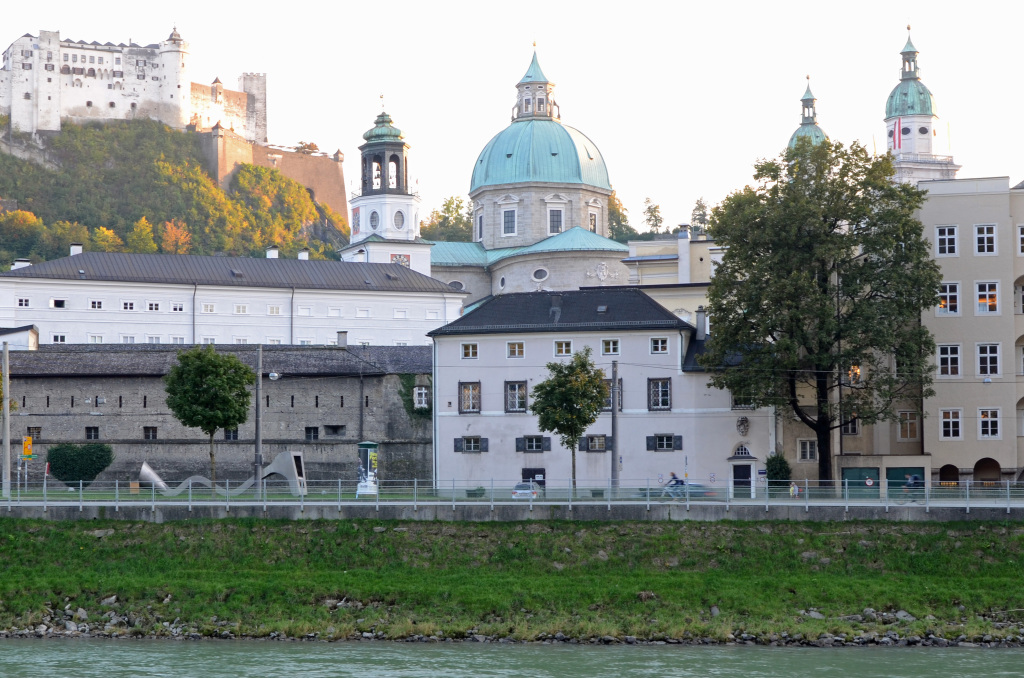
left=537, top=97, right=545, bottom=112
left=524, top=98, right=532, bottom=113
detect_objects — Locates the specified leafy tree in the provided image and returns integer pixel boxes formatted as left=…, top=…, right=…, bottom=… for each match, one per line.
left=607, top=190, right=638, bottom=243
left=90, top=226, right=124, bottom=252
left=47, top=443, right=114, bottom=487
left=35, top=220, right=89, bottom=260
left=643, top=197, right=663, bottom=234
left=160, top=219, right=192, bottom=254
left=294, top=141, right=320, bottom=154
left=529, top=347, right=608, bottom=493
left=0, top=210, right=45, bottom=259
left=420, top=196, right=473, bottom=242
left=698, top=139, right=940, bottom=482
left=690, top=197, right=709, bottom=236
left=764, top=452, right=792, bottom=482
left=125, top=216, right=158, bottom=254
left=164, top=345, right=256, bottom=484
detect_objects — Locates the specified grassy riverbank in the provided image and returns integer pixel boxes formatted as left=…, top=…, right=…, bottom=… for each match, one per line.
left=1, top=518, right=1023, bottom=642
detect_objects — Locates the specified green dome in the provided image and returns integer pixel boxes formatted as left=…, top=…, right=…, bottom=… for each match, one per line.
left=470, top=119, right=611, bottom=193
left=362, top=112, right=404, bottom=143
left=788, top=123, right=827, bottom=149
left=885, top=78, right=934, bottom=118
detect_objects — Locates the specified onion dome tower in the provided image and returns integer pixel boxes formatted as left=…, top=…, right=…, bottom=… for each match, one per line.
left=469, top=52, right=613, bottom=250
left=884, top=28, right=959, bottom=182
left=788, top=76, right=827, bottom=148
left=349, top=110, right=421, bottom=245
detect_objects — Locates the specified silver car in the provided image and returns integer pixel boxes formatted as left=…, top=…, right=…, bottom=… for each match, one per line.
left=512, top=482, right=540, bottom=499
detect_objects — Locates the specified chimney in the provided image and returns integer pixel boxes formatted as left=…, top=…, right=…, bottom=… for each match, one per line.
left=677, top=224, right=690, bottom=239
left=336, top=331, right=348, bottom=349
left=70, top=243, right=83, bottom=256
left=266, top=245, right=279, bottom=259
left=298, top=248, right=309, bottom=261
left=696, top=305, right=706, bottom=341
left=11, top=258, right=31, bottom=270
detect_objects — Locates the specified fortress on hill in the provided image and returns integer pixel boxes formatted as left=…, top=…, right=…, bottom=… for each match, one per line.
left=0, top=28, right=347, bottom=217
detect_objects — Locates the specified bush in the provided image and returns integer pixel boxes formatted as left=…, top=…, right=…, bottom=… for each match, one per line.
left=765, top=452, right=792, bottom=497
left=46, top=443, right=114, bottom=487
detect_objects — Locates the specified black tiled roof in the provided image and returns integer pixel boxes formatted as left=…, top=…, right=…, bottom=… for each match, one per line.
left=428, top=288, right=691, bottom=336
left=8, top=345, right=431, bottom=378
left=0, top=325, right=36, bottom=337
left=0, top=252, right=459, bottom=294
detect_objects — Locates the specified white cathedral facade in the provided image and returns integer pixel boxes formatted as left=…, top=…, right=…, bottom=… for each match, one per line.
left=0, top=28, right=267, bottom=142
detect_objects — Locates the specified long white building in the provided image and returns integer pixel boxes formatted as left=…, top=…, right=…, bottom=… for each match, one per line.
left=0, top=247, right=464, bottom=346
left=0, top=28, right=266, bottom=142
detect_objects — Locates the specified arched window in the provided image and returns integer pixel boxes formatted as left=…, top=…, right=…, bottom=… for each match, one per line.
left=388, top=159, right=398, bottom=189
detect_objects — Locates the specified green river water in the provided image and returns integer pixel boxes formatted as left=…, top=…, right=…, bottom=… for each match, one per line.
left=0, top=640, right=1020, bottom=677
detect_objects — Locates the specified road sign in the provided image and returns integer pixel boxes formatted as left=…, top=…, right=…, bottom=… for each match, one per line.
left=22, top=435, right=32, bottom=458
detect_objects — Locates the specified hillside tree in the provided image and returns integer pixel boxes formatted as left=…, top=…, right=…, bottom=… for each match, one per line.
left=608, top=190, right=638, bottom=243
left=90, top=227, right=124, bottom=252
left=690, top=197, right=709, bottom=236
left=164, top=345, right=256, bottom=484
left=698, top=139, right=940, bottom=481
left=643, top=198, right=663, bottom=234
left=529, top=347, right=608, bottom=493
left=125, top=216, right=158, bottom=254
left=160, top=220, right=192, bottom=254
left=420, top=196, right=473, bottom=242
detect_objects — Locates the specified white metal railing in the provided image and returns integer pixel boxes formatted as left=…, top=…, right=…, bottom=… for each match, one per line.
left=2, top=477, right=1023, bottom=514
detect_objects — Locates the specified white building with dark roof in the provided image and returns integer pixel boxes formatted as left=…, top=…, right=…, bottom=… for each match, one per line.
left=0, top=247, right=465, bottom=346
left=429, top=288, right=776, bottom=494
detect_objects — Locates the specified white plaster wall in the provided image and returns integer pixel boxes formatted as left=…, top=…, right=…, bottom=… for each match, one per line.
left=435, top=329, right=771, bottom=490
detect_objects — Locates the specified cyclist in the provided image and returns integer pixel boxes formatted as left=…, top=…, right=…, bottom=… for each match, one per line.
left=902, top=473, right=921, bottom=504
left=664, top=472, right=684, bottom=500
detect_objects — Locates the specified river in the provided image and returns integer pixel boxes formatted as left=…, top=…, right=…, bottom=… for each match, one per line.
left=1, top=640, right=1021, bottom=677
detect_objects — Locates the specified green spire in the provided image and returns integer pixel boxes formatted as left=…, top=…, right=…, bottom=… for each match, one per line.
left=519, top=51, right=549, bottom=84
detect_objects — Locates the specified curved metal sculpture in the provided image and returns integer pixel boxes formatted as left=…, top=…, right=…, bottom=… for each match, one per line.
left=138, top=452, right=308, bottom=497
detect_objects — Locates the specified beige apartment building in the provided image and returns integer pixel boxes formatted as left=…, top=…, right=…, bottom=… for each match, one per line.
left=918, top=177, right=1024, bottom=483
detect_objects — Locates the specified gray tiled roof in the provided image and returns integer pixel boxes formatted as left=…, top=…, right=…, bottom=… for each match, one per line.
left=8, top=345, right=431, bottom=378
left=0, top=252, right=458, bottom=294
left=0, top=325, right=36, bottom=336
left=428, top=288, right=691, bottom=336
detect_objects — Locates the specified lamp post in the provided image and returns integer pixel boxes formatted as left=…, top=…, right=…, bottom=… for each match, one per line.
left=2, top=341, right=9, bottom=499
left=254, top=345, right=263, bottom=499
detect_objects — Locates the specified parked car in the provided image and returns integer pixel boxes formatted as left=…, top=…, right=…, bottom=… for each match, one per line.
left=512, top=482, right=540, bottom=499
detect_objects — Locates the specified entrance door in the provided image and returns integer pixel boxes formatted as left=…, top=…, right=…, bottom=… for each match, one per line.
left=732, top=464, right=752, bottom=498
left=522, top=468, right=546, bottom=489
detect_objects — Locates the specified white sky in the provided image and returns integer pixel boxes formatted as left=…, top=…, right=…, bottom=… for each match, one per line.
left=4, top=0, right=1023, bottom=230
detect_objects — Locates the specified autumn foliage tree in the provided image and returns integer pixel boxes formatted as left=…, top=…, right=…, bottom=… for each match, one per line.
left=160, top=220, right=192, bottom=254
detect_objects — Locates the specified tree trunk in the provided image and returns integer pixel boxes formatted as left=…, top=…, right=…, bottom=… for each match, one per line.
left=208, top=431, right=217, bottom=487
left=816, top=371, right=833, bottom=483
left=571, top=444, right=577, bottom=497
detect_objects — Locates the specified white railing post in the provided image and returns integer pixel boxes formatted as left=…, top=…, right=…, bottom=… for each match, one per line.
left=263, top=479, right=267, bottom=513
left=607, top=477, right=612, bottom=511
left=151, top=482, right=155, bottom=511
left=966, top=479, right=971, bottom=514
left=452, top=479, right=455, bottom=511
left=489, top=478, right=493, bottom=512
left=79, top=479, right=83, bottom=512
left=374, top=480, right=378, bottom=513
left=647, top=478, right=651, bottom=512
left=188, top=478, right=192, bottom=512
left=226, top=478, right=230, bottom=512
left=338, top=478, right=342, bottom=512
left=414, top=478, right=418, bottom=512
left=883, top=478, right=889, bottom=512
left=804, top=478, right=809, bottom=513
left=1007, top=479, right=1011, bottom=515
left=726, top=478, right=731, bottom=512
left=685, top=480, right=690, bottom=511
left=115, top=479, right=119, bottom=512
left=844, top=479, right=848, bottom=513
left=569, top=480, right=572, bottom=512
left=765, top=479, right=770, bottom=513
left=43, top=472, right=47, bottom=511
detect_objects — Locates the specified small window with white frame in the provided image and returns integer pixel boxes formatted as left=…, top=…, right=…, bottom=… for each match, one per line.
left=394, top=308, right=408, bottom=319
left=171, top=336, right=185, bottom=344
left=841, top=417, right=859, bottom=436
left=88, top=335, right=103, bottom=344
left=413, top=386, right=430, bottom=408
left=268, top=305, right=281, bottom=316
left=587, top=434, right=606, bottom=451
left=554, top=340, right=572, bottom=356
left=52, top=334, right=66, bottom=344
left=897, top=411, right=920, bottom=441
left=90, top=300, right=103, bottom=309
left=1018, top=225, right=1024, bottom=255
left=650, top=337, right=668, bottom=354
left=602, top=339, right=620, bottom=355
left=798, top=439, right=817, bottom=461
left=147, top=302, right=160, bottom=312
left=502, top=209, right=516, bottom=236
left=171, top=302, right=184, bottom=312
left=936, top=225, right=958, bottom=256
left=937, top=344, right=960, bottom=377
left=462, top=343, right=478, bottom=359
left=202, top=337, right=216, bottom=344
left=976, top=282, right=999, bottom=314
left=122, top=301, right=135, bottom=311
left=146, top=336, right=160, bottom=344
left=202, top=303, right=215, bottom=314
left=975, top=224, right=996, bottom=255
left=17, top=298, right=28, bottom=307
left=548, top=208, right=563, bottom=235
left=977, top=343, right=1000, bottom=376
left=507, top=341, right=524, bottom=358
left=235, top=338, right=248, bottom=344
left=234, top=304, right=248, bottom=315
left=121, top=335, right=136, bottom=344
left=940, top=409, right=962, bottom=439
left=937, top=283, right=959, bottom=315
left=979, top=408, right=1001, bottom=439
